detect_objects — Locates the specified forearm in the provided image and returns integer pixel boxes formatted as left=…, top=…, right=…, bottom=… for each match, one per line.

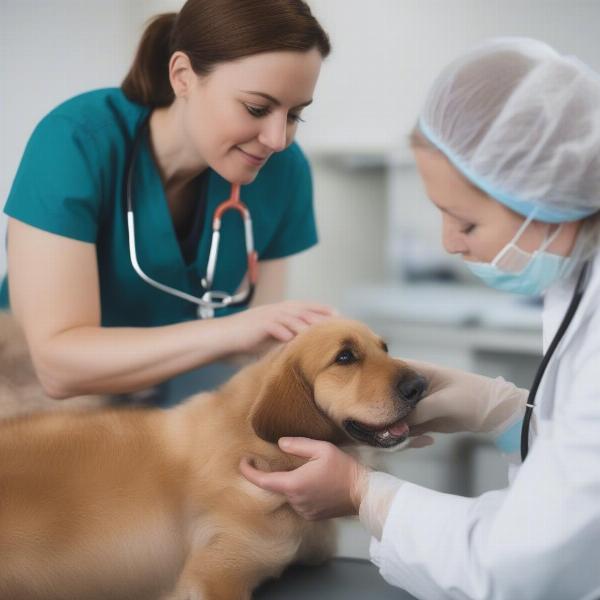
left=364, top=429, right=599, bottom=599
left=32, top=318, right=240, bottom=398
left=357, top=415, right=529, bottom=543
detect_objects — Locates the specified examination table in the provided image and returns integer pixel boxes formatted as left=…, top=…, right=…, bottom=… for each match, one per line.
left=255, top=557, right=417, bottom=599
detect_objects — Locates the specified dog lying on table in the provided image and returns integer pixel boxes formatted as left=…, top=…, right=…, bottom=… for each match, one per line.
left=0, top=317, right=426, bottom=600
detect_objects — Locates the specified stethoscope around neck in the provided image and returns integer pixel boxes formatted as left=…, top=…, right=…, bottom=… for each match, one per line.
left=520, top=259, right=591, bottom=460
left=125, top=115, right=258, bottom=319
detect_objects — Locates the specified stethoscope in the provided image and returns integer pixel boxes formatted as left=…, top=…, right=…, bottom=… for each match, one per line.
left=125, top=116, right=258, bottom=319
left=520, top=260, right=591, bottom=460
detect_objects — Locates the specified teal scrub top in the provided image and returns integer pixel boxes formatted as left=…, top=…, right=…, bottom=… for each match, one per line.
left=0, top=88, right=318, bottom=327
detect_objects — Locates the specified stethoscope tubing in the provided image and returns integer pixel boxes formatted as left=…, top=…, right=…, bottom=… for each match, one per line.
left=520, top=260, right=590, bottom=461
left=125, top=114, right=256, bottom=315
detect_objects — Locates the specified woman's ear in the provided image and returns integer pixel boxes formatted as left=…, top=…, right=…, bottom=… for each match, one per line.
left=250, top=354, right=342, bottom=444
left=169, top=51, right=195, bottom=98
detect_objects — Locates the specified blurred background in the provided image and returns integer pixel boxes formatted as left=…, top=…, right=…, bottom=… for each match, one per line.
left=2, top=0, right=600, bottom=558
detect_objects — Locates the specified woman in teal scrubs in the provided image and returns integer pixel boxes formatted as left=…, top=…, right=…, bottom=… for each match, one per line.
left=1, top=0, right=333, bottom=403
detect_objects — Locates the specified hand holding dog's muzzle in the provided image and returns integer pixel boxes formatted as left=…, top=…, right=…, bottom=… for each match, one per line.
left=240, top=437, right=370, bottom=521
left=403, top=360, right=528, bottom=436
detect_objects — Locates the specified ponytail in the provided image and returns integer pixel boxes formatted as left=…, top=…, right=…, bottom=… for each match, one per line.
left=122, top=1, right=330, bottom=109
left=121, top=13, right=177, bottom=108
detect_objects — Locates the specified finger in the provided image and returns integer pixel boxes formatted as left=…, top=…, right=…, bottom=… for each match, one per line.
left=266, top=322, right=295, bottom=342
left=295, top=302, right=336, bottom=316
left=239, top=458, right=291, bottom=494
left=406, top=398, right=450, bottom=426
left=281, top=315, right=311, bottom=336
left=398, top=359, right=445, bottom=388
left=278, top=436, right=329, bottom=459
left=407, top=435, right=435, bottom=449
left=398, top=358, right=439, bottom=374
left=411, top=416, right=457, bottom=434
left=407, top=424, right=431, bottom=436
left=298, top=311, right=331, bottom=326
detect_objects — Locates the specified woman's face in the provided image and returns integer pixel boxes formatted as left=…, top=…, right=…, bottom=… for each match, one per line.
left=413, top=148, right=579, bottom=263
left=176, top=49, right=322, bottom=185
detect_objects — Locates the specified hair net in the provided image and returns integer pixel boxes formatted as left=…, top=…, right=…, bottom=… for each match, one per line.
left=418, top=37, right=600, bottom=223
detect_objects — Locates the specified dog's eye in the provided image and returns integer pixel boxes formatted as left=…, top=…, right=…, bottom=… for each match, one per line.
left=335, top=349, right=356, bottom=365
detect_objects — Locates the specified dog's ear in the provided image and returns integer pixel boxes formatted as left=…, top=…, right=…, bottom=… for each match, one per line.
left=250, top=355, right=343, bottom=444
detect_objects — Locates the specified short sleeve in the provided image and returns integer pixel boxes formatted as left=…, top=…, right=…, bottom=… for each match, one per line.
left=4, top=114, right=104, bottom=243
left=260, top=145, right=318, bottom=260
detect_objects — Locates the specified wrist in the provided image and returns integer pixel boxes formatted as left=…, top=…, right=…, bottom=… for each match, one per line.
left=488, top=378, right=528, bottom=433
left=358, top=471, right=404, bottom=541
left=494, top=414, right=524, bottom=454
left=200, top=314, right=246, bottom=357
left=350, top=464, right=370, bottom=513
left=466, top=376, right=525, bottom=434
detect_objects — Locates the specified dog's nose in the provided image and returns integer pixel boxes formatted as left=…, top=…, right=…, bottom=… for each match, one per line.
left=396, top=374, right=427, bottom=406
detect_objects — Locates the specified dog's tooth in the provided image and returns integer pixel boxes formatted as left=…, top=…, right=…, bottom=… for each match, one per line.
left=381, top=431, right=390, bottom=439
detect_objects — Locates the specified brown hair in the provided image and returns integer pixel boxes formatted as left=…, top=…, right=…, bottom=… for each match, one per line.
left=122, top=0, right=330, bottom=108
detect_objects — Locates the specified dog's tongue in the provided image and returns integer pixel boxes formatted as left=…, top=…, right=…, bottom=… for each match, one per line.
left=388, top=421, right=409, bottom=438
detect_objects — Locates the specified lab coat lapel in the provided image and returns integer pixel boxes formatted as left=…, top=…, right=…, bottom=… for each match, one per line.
left=538, top=257, right=597, bottom=419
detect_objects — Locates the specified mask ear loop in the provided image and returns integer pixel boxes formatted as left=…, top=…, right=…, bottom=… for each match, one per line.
left=538, top=222, right=564, bottom=253
left=491, top=208, right=539, bottom=268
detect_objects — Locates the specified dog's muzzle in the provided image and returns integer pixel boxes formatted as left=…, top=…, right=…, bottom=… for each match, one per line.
left=343, top=373, right=427, bottom=448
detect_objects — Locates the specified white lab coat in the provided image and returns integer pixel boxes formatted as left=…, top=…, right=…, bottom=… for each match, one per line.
left=367, top=249, right=600, bottom=600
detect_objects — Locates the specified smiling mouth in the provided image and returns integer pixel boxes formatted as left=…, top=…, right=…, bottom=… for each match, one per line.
left=343, top=418, right=410, bottom=448
left=236, top=147, right=268, bottom=164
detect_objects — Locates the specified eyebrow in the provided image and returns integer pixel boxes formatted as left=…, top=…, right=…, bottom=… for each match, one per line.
left=438, top=205, right=472, bottom=221
left=241, top=90, right=313, bottom=109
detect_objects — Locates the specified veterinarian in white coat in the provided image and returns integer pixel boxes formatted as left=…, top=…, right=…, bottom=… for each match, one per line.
left=242, top=38, right=600, bottom=600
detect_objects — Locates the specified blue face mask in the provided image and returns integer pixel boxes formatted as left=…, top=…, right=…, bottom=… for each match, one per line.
left=464, top=214, right=572, bottom=296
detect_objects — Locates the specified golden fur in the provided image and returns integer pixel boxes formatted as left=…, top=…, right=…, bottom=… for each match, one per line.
left=0, top=315, right=425, bottom=600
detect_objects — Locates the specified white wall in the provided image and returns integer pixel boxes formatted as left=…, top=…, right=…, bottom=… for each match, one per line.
left=300, top=0, right=600, bottom=153
left=287, top=0, right=600, bottom=304
left=0, top=0, right=148, bottom=276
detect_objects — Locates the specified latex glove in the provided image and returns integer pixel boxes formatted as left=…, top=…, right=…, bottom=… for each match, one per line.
left=404, top=360, right=528, bottom=436
left=359, top=471, right=405, bottom=541
left=239, top=437, right=369, bottom=520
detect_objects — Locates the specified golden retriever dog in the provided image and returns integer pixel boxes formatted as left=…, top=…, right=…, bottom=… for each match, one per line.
left=0, top=317, right=427, bottom=600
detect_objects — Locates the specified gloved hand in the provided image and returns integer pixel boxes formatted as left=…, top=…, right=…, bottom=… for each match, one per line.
left=404, top=360, right=528, bottom=436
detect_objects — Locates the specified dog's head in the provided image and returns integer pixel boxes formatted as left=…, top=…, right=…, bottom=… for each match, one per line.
left=250, top=318, right=427, bottom=449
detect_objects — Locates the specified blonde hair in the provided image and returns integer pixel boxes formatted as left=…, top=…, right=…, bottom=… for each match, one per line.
left=409, top=125, right=438, bottom=152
